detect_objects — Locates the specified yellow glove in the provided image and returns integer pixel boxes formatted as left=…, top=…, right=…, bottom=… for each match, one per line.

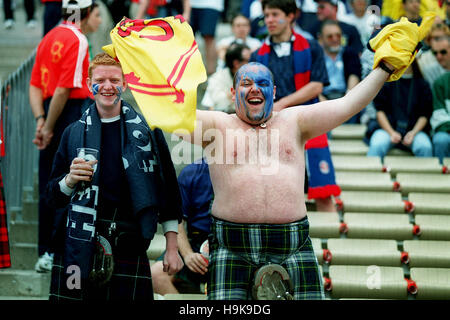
left=369, top=12, right=436, bottom=81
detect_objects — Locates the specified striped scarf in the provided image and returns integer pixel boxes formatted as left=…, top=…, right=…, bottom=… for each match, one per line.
left=256, top=31, right=312, bottom=91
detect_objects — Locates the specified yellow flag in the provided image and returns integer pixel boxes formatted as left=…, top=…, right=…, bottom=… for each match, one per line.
left=369, top=12, right=436, bottom=81
left=103, top=16, right=207, bottom=133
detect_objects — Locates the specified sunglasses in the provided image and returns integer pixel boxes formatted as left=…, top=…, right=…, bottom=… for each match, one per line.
left=432, top=49, right=448, bottom=56
left=326, top=33, right=342, bottom=40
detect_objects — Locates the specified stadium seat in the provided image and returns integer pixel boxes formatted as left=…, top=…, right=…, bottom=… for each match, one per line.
left=326, top=239, right=402, bottom=267
left=308, top=212, right=341, bottom=239
left=338, top=191, right=410, bottom=213
left=408, top=193, right=450, bottom=215
left=335, top=171, right=398, bottom=192
left=403, top=240, right=450, bottom=268
left=325, top=265, right=408, bottom=299
left=410, top=268, right=450, bottom=300
left=147, top=233, right=166, bottom=260
left=443, top=157, right=449, bottom=170
left=415, top=215, right=450, bottom=241
left=386, top=148, right=412, bottom=157
left=311, top=238, right=324, bottom=265
left=396, top=173, right=450, bottom=196
left=343, top=212, right=415, bottom=240
left=383, top=156, right=444, bottom=176
left=331, top=124, right=367, bottom=140
left=332, top=155, right=383, bottom=173
left=328, top=140, right=369, bottom=156
left=163, top=293, right=207, bottom=300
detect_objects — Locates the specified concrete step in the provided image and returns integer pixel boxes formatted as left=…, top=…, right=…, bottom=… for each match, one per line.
left=10, top=243, right=38, bottom=270
left=0, top=269, right=50, bottom=297
left=8, top=220, right=38, bottom=244
left=21, top=199, right=39, bottom=223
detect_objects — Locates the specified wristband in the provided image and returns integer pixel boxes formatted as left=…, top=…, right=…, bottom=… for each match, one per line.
left=35, top=114, right=45, bottom=122
left=379, top=61, right=394, bottom=75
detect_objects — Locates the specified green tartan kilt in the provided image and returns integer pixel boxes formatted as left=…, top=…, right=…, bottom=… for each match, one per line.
left=207, top=216, right=324, bottom=300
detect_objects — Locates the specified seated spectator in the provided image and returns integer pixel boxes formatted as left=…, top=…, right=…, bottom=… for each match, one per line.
left=151, top=159, right=213, bottom=295
left=367, top=61, right=433, bottom=158
left=201, top=43, right=251, bottom=113
left=216, top=14, right=261, bottom=69
left=318, top=20, right=362, bottom=124
left=417, top=20, right=449, bottom=86
left=304, top=0, right=364, bottom=55
left=430, top=35, right=450, bottom=163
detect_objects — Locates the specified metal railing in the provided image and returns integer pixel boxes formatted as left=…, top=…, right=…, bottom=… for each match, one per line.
left=0, top=49, right=39, bottom=219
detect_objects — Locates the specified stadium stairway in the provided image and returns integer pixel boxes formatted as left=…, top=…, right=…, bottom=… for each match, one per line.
left=0, top=2, right=51, bottom=300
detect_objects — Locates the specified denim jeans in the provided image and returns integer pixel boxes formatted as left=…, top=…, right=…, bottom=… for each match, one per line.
left=432, top=131, right=450, bottom=163
left=367, top=129, right=433, bottom=158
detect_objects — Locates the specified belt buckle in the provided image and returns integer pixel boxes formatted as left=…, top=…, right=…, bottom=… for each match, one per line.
left=252, top=263, right=294, bottom=300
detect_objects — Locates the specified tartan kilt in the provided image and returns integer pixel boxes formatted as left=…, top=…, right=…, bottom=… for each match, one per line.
left=207, top=216, right=324, bottom=300
left=49, top=240, right=153, bottom=301
left=0, top=170, right=11, bottom=269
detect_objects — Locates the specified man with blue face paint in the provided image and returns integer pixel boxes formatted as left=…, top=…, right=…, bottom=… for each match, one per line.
left=233, top=62, right=275, bottom=125
left=176, top=10, right=426, bottom=298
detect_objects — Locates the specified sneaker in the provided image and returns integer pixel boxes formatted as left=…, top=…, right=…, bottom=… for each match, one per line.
left=4, top=19, right=14, bottom=29
left=26, top=19, right=37, bottom=28
left=35, top=252, right=54, bottom=273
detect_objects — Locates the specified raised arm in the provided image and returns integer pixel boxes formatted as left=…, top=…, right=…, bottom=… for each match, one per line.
left=175, top=109, right=230, bottom=148
left=298, top=64, right=392, bottom=142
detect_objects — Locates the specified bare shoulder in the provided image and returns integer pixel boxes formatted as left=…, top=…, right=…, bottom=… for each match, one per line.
left=196, top=109, right=236, bottom=130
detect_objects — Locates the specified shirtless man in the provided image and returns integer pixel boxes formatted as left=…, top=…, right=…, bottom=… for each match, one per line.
left=175, top=57, right=396, bottom=300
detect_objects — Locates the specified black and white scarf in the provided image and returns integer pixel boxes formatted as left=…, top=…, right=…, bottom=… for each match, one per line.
left=64, top=101, right=166, bottom=279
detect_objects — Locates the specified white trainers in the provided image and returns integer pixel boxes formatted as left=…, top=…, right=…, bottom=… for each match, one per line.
left=4, top=19, right=14, bottom=29
left=35, top=252, right=54, bottom=273
left=26, top=19, right=37, bottom=28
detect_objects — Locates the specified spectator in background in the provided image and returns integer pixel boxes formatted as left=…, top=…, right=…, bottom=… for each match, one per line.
left=402, top=0, right=422, bottom=24
left=104, top=0, right=130, bottom=24
left=216, top=14, right=261, bottom=70
left=3, top=0, right=36, bottom=29
left=318, top=20, right=362, bottom=122
left=202, top=43, right=251, bottom=113
left=340, top=0, right=380, bottom=46
left=417, top=21, right=448, bottom=86
left=430, top=35, right=450, bottom=162
left=306, top=0, right=364, bottom=55
left=250, top=0, right=340, bottom=213
left=190, top=0, right=224, bottom=75
left=82, top=1, right=102, bottom=59
left=367, top=61, right=433, bottom=158
left=42, top=0, right=62, bottom=36
left=131, top=0, right=191, bottom=20
left=151, top=159, right=213, bottom=296
left=29, top=0, right=95, bottom=273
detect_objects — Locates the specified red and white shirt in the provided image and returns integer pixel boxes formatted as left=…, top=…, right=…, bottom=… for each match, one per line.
left=30, top=21, right=90, bottom=100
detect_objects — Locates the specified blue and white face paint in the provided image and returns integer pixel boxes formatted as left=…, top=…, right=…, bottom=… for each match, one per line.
left=92, top=83, right=100, bottom=95
left=234, top=62, right=274, bottom=125
left=113, top=86, right=122, bottom=105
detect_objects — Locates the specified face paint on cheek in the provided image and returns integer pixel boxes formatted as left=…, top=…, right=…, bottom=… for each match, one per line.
left=113, top=86, right=122, bottom=104
left=278, top=19, right=286, bottom=25
left=92, top=83, right=100, bottom=95
left=260, top=86, right=274, bottom=118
